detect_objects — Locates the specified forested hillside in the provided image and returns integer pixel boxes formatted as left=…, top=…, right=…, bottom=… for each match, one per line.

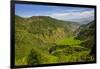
left=75, top=21, right=96, bottom=57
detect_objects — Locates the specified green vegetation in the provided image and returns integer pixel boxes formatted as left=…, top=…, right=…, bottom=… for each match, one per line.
left=15, top=15, right=95, bottom=65
left=75, top=21, right=96, bottom=57
left=56, top=37, right=81, bottom=45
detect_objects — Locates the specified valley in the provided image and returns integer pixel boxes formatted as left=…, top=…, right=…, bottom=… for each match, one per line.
left=15, top=15, right=95, bottom=65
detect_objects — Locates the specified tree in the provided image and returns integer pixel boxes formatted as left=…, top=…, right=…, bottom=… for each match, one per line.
left=27, top=48, right=39, bottom=65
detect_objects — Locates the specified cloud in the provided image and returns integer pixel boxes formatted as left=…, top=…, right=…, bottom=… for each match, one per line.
left=49, top=10, right=94, bottom=24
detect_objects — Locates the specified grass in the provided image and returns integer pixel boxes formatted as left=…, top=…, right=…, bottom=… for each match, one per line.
left=55, top=37, right=82, bottom=46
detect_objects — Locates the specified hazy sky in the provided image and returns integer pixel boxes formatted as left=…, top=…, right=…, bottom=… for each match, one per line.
left=15, top=4, right=95, bottom=23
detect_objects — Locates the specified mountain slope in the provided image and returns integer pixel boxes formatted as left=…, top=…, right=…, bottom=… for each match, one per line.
left=75, top=21, right=96, bottom=57
left=16, top=16, right=80, bottom=43
left=75, top=21, right=95, bottom=47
